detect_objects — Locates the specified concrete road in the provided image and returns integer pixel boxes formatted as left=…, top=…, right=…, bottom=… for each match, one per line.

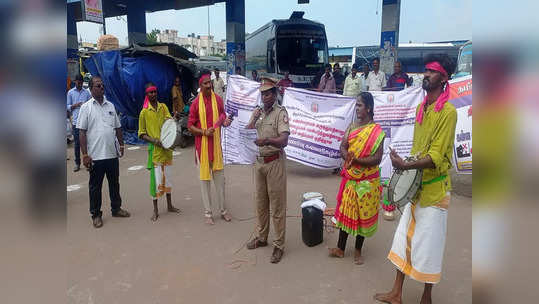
left=67, top=144, right=471, bottom=304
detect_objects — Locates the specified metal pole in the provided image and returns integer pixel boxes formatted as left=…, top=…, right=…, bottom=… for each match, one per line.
left=208, top=5, right=211, bottom=56
left=379, top=0, right=400, bottom=77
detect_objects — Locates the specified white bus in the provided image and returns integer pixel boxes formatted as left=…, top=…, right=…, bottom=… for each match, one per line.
left=245, top=11, right=329, bottom=88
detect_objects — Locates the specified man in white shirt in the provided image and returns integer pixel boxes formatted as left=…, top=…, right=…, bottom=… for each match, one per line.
left=360, top=64, right=370, bottom=92
left=212, top=67, right=225, bottom=99
left=343, top=63, right=362, bottom=97
left=366, top=57, right=387, bottom=91
left=77, top=76, right=130, bottom=228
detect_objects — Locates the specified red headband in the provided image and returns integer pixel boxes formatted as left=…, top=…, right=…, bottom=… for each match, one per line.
left=425, top=61, right=447, bottom=77
left=199, top=74, right=210, bottom=86
left=143, top=86, right=157, bottom=109
left=145, top=85, right=157, bottom=93
left=416, top=61, right=451, bottom=124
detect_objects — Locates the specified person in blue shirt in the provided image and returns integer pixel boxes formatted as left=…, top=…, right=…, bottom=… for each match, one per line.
left=67, top=74, right=91, bottom=172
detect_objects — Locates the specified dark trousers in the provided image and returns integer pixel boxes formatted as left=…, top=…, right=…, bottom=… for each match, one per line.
left=89, top=158, right=122, bottom=218
left=72, top=125, right=80, bottom=166
left=337, top=229, right=365, bottom=251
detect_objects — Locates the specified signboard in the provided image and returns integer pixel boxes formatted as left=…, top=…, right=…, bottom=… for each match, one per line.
left=81, top=0, right=104, bottom=24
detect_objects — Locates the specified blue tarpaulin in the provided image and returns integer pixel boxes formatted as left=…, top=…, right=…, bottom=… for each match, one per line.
left=84, top=49, right=194, bottom=144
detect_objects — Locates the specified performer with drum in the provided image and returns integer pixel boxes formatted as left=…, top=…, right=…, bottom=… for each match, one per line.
left=187, top=72, right=233, bottom=225
left=138, top=83, right=181, bottom=221
left=374, top=54, right=457, bottom=304
left=329, top=92, right=385, bottom=265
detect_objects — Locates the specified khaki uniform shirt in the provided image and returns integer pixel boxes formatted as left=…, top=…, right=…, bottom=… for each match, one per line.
left=255, top=102, right=290, bottom=157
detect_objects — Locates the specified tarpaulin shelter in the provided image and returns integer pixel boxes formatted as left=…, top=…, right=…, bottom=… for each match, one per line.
left=84, top=44, right=198, bottom=144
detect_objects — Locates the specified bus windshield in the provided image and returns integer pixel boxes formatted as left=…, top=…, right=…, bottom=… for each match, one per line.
left=455, top=43, right=472, bottom=77
left=276, top=36, right=327, bottom=75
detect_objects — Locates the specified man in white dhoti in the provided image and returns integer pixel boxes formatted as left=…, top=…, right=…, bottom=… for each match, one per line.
left=374, top=54, right=457, bottom=304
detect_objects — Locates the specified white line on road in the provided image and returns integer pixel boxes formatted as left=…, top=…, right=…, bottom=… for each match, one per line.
left=128, top=165, right=145, bottom=171
left=67, top=184, right=82, bottom=192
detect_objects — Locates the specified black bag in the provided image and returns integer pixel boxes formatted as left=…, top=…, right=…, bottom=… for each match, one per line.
left=301, top=206, right=323, bottom=247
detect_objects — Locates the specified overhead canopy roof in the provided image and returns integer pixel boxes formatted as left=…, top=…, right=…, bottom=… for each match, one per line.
left=67, top=0, right=226, bottom=21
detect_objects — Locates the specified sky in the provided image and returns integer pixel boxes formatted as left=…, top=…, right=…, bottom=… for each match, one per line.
left=76, top=0, right=471, bottom=47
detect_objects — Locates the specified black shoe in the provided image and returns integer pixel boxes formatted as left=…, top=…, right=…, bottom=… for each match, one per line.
left=92, top=217, right=103, bottom=228
left=270, top=247, right=284, bottom=263
left=73, top=165, right=80, bottom=172
left=246, top=237, right=268, bottom=250
left=112, top=208, right=130, bottom=218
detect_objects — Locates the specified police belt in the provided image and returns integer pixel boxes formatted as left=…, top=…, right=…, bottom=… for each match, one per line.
left=257, top=153, right=280, bottom=164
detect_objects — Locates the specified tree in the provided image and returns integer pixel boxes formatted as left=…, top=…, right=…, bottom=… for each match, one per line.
left=146, top=29, right=160, bottom=45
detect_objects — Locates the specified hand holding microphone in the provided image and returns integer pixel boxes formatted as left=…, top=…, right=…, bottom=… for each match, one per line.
left=253, top=106, right=262, bottom=120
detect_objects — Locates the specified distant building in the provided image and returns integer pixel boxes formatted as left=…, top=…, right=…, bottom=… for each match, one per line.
left=157, top=29, right=226, bottom=57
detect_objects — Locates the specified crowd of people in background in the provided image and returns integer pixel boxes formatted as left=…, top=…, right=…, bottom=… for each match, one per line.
left=234, top=57, right=413, bottom=104
left=308, top=58, right=413, bottom=96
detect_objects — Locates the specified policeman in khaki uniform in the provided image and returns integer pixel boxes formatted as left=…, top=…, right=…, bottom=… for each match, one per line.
left=245, top=77, right=290, bottom=264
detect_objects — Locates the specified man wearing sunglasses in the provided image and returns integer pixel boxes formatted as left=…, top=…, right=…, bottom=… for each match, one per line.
left=77, top=76, right=130, bottom=228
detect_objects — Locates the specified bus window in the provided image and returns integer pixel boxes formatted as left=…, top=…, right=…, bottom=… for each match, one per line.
left=277, top=37, right=327, bottom=74
left=455, top=43, right=472, bottom=78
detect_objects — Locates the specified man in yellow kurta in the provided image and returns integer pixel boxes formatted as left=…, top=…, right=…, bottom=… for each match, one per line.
left=375, top=54, right=457, bottom=304
left=139, top=83, right=181, bottom=221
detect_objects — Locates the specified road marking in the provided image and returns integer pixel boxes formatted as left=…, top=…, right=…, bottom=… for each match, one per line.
left=127, top=146, right=140, bottom=150
left=116, top=282, right=132, bottom=291
left=128, top=165, right=145, bottom=171
left=173, top=151, right=181, bottom=156
left=67, top=184, right=82, bottom=192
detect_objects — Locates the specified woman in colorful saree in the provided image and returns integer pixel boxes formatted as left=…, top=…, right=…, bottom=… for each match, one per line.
left=329, top=92, right=385, bottom=265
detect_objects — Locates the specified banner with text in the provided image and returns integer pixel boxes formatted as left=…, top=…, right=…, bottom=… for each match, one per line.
left=222, top=75, right=260, bottom=165
left=222, top=76, right=471, bottom=176
left=371, top=86, right=424, bottom=180
left=283, top=88, right=356, bottom=169
left=448, top=75, right=472, bottom=173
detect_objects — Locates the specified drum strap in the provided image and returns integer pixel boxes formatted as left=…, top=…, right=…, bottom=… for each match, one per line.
left=421, top=174, right=447, bottom=185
